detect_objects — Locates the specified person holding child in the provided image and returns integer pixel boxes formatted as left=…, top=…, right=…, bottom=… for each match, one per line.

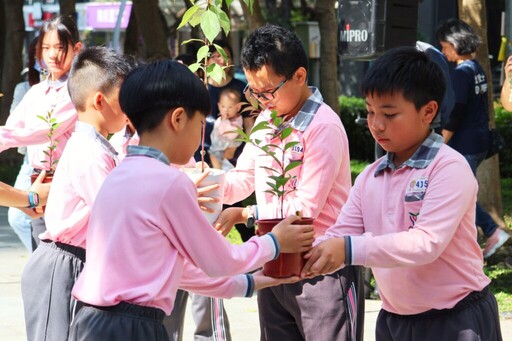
left=436, top=19, right=509, bottom=258
left=214, top=25, right=362, bottom=341
left=20, top=46, right=133, bottom=341
left=209, top=87, right=243, bottom=170
left=302, top=46, right=503, bottom=341
left=68, top=60, right=315, bottom=341
left=0, top=15, right=82, bottom=247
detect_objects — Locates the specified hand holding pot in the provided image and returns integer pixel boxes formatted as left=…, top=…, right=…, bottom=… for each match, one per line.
left=252, top=270, right=302, bottom=289
left=271, top=215, right=315, bottom=253
left=29, top=170, right=51, bottom=207
left=301, top=237, right=346, bottom=278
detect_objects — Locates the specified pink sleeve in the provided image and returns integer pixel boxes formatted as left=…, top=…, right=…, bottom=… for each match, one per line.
left=223, top=142, right=256, bottom=204
left=162, top=175, right=276, bottom=277
left=0, top=91, right=77, bottom=152
left=179, top=260, right=249, bottom=298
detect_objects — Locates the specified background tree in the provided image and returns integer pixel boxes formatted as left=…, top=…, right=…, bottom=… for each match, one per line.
left=315, top=0, right=339, bottom=115
left=124, top=0, right=170, bottom=59
left=458, top=0, right=505, bottom=223
left=58, top=0, right=76, bottom=19
left=0, top=0, right=25, bottom=125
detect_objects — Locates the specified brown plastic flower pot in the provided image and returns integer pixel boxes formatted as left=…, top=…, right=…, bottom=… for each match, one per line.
left=256, top=217, right=314, bottom=278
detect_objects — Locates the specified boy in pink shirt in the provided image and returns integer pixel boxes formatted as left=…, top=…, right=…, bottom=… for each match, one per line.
left=214, top=25, right=361, bottom=341
left=303, top=47, right=502, bottom=340
left=68, top=60, right=315, bottom=341
left=21, top=46, right=133, bottom=341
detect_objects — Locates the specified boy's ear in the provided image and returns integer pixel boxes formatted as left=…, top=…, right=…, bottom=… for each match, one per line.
left=167, top=107, right=188, bottom=131
left=293, top=67, right=308, bottom=85
left=422, top=100, right=439, bottom=125
left=74, top=42, right=83, bottom=53
left=93, top=92, right=103, bottom=111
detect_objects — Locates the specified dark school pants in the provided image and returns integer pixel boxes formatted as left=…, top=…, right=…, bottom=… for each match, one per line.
left=258, top=266, right=364, bottom=341
left=376, top=286, right=503, bottom=341
left=21, top=240, right=85, bottom=341
left=164, top=290, right=232, bottom=341
left=69, top=302, right=168, bottom=341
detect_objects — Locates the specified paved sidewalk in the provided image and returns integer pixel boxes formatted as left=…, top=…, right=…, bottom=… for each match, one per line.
left=0, top=207, right=509, bottom=340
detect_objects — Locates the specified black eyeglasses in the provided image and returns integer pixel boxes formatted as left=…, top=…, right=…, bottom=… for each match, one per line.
left=243, top=77, right=289, bottom=102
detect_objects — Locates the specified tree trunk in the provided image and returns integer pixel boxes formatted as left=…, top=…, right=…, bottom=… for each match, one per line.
left=0, top=0, right=25, bottom=125
left=458, top=0, right=505, bottom=224
left=241, top=0, right=265, bottom=32
left=58, top=0, right=76, bottom=19
left=315, top=0, right=339, bottom=115
left=132, top=0, right=169, bottom=59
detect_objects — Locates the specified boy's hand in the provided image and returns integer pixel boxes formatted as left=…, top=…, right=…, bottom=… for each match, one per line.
left=271, top=216, right=315, bottom=253
left=29, top=170, right=50, bottom=206
left=252, top=270, right=302, bottom=290
left=214, top=207, right=244, bottom=236
left=192, top=168, right=221, bottom=213
left=301, top=238, right=346, bottom=278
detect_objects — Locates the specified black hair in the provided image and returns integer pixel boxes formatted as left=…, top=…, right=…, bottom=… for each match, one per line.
left=27, top=36, right=40, bottom=86
left=240, top=24, right=308, bottom=78
left=119, top=60, right=211, bottom=135
left=68, top=46, right=132, bottom=112
left=361, top=47, right=445, bottom=112
left=174, top=53, right=195, bottom=66
left=36, top=15, right=80, bottom=64
left=436, top=19, right=481, bottom=55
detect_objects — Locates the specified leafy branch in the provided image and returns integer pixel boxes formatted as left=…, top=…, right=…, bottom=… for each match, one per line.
left=233, top=111, right=302, bottom=218
left=36, top=108, right=60, bottom=173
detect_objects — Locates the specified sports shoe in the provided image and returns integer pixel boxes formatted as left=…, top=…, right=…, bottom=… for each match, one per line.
left=483, top=228, right=510, bottom=259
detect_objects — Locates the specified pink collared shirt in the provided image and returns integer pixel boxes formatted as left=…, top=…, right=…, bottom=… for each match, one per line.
left=41, top=122, right=118, bottom=248
left=321, top=144, right=490, bottom=314
left=223, top=103, right=352, bottom=237
left=0, top=77, right=77, bottom=170
left=72, top=153, right=277, bottom=314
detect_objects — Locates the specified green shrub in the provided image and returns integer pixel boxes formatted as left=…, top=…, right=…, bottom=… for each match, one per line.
left=338, top=96, right=375, bottom=161
left=494, top=103, right=512, bottom=177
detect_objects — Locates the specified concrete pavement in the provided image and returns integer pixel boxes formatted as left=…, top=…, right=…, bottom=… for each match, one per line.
left=0, top=207, right=509, bottom=340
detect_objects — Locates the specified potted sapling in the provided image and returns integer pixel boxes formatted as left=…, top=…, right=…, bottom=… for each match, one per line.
left=232, top=110, right=314, bottom=277
left=31, top=108, right=60, bottom=184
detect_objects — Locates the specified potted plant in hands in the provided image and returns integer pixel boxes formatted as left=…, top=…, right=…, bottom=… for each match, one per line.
left=233, top=110, right=314, bottom=277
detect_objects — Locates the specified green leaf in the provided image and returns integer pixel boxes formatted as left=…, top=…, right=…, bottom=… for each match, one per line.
left=218, top=9, right=230, bottom=36
left=200, top=10, right=221, bottom=43
left=209, top=63, right=225, bottom=84
left=197, top=45, right=209, bottom=61
left=43, top=151, right=50, bottom=157
left=284, top=141, right=300, bottom=150
left=285, top=161, right=302, bottom=173
left=250, top=121, right=271, bottom=134
left=213, top=44, right=228, bottom=63
left=189, top=63, right=202, bottom=73
left=188, top=11, right=204, bottom=27
left=260, top=166, right=279, bottom=174
left=36, top=115, right=46, bottom=121
left=281, top=126, right=293, bottom=139
left=178, top=6, right=199, bottom=30
left=181, top=38, right=205, bottom=46
left=226, top=0, right=233, bottom=10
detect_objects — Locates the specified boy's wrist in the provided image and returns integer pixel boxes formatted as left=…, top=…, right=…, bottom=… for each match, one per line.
left=27, top=191, right=39, bottom=208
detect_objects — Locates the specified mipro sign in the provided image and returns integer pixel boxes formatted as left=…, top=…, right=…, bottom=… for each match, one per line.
left=339, top=24, right=369, bottom=43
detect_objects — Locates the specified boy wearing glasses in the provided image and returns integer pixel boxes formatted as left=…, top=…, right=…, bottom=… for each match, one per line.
left=215, top=25, right=362, bottom=340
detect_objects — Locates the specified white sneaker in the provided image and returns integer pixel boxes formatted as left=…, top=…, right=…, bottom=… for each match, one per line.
left=483, top=229, right=510, bottom=259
